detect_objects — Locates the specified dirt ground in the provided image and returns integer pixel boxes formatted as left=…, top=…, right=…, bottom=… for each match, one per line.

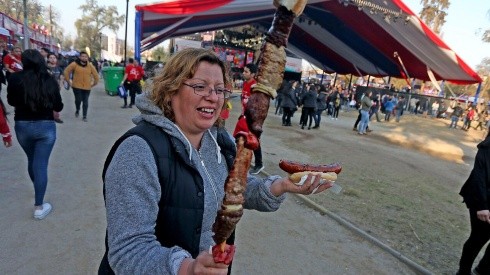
left=248, top=99, right=485, bottom=274
left=0, top=84, right=483, bottom=274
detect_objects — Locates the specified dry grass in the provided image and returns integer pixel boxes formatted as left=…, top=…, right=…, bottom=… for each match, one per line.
left=226, top=100, right=483, bottom=274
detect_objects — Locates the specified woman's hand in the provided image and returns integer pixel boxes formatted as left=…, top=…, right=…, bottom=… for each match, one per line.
left=179, top=251, right=229, bottom=275
left=270, top=174, right=333, bottom=197
left=476, top=210, right=490, bottom=223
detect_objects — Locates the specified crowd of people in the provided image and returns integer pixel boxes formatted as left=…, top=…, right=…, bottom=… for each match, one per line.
left=1, top=43, right=489, bottom=274
left=0, top=43, right=103, bottom=219
left=273, top=81, right=357, bottom=129
left=0, top=46, right=335, bottom=274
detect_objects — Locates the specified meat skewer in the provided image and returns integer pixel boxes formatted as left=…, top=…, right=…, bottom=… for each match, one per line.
left=211, top=0, right=308, bottom=264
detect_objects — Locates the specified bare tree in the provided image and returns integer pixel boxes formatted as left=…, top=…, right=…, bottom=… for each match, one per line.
left=483, top=10, right=490, bottom=43
left=1, top=0, right=46, bottom=29
left=74, top=0, right=125, bottom=58
left=418, top=0, right=450, bottom=35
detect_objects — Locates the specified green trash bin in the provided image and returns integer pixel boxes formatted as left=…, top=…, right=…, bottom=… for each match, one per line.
left=102, top=67, right=124, bottom=96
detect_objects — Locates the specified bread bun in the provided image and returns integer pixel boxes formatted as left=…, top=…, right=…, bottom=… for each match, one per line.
left=289, top=171, right=337, bottom=185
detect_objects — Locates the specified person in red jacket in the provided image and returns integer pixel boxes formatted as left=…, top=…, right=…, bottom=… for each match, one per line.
left=239, top=63, right=264, bottom=174
left=3, top=46, right=23, bottom=79
left=120, top=58, right=145, bottom=108
left=240, top=63, right=257, bottom=115
left=0, top=98, right=12, bottom=147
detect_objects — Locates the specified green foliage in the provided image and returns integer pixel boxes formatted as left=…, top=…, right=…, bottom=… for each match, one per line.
left=151, top=47, right=168, bottom=62
left=0, top=1, right=66, bottom=49
left=74, top=0, right=125, bottom=58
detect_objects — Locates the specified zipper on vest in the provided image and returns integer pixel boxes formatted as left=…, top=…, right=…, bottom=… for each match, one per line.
left=198, top=151, right=220, bottom=210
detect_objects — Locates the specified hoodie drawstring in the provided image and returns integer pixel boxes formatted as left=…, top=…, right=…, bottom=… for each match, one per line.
left=208, top=129, right=222, bottom=164
left=174, top=125, right=194, bottom=162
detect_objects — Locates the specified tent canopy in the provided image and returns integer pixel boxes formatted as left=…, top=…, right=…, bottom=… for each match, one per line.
left=0, top=27, right=10, bottom=37
left=135, top=0, right=481, bottom=84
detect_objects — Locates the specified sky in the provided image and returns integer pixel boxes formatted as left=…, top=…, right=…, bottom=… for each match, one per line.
left=39, top=0, right=490, bottom=69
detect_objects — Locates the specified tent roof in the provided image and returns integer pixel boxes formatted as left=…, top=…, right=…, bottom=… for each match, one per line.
left=135, top=0, right=481, bottom=84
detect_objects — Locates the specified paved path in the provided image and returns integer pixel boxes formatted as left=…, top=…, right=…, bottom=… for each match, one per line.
left=0, top=83, right=415, bottom=274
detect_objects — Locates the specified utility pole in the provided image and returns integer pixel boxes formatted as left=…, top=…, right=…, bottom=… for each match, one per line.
left=124, top=0, right=129, bottom=66
left=22, top=0, right=29, bottom=50
left=49, top=5, right=53, bottom=52
left=99, top=32, right=103, bottom=60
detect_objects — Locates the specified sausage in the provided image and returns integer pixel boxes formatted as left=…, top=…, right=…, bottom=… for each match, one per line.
left=212, top=136, right=253, bottom=246
left=279, top=159, right=342, bottom=174
left=212, top=0, right=309, bottom=264
left=244, top=92, right=270, bottom=139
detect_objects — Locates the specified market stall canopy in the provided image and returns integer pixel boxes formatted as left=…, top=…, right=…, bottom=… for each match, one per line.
left=135, top=0, right=481, bottom=84
left=0, top=27, right=10, bottom=37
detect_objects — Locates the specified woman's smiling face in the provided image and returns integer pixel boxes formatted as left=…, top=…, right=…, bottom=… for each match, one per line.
left=171, top=61, right=225, bottom=138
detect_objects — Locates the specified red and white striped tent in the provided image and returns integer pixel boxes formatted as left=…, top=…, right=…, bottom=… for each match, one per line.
left=135, top=0, right=481, bottom=84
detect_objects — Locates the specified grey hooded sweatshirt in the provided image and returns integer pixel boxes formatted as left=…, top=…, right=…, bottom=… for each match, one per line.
left=104, top=93, right=286, bottom=274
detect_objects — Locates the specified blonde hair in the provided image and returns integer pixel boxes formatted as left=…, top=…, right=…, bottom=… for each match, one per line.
left=150, top=48, right=230, bottom=124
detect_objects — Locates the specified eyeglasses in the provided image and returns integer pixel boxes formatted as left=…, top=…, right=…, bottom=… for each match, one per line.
left=183, top=83, right=231, bottom=99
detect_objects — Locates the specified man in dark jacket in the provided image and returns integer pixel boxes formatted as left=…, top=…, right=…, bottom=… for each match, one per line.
left=300, top=84, right=318, bottom=130
left=0, top=41, right=7, bottom=95
left=450, top=103, right=464, bottom=129
left=313, top=85, right=328, bottom=128
left=279, top=80, right=297, bottom=126
left=457, top=135, right=490, bottom=275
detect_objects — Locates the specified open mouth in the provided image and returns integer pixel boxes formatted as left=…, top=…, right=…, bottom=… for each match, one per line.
left=197, top=107, right=215, bottom=115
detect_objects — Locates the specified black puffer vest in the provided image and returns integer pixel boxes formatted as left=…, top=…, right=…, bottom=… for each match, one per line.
left=98, top=121, right=236, bottom=274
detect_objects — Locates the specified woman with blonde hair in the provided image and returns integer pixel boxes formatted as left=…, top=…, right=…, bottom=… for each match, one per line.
left=99, top=48, right=332, bottom=274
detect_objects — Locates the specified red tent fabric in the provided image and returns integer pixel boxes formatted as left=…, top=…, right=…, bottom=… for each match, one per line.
left=135, top=0, right=481, bottom=84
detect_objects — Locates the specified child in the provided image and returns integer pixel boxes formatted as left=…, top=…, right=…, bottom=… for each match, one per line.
left=0, top=98, right=12, bottom=147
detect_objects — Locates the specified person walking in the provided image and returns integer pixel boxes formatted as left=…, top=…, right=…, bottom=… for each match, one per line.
left=395, top=96, right=405, bottom=123
left=239, top=63, right=264, bottom=174
left=47, top=52, right=64, bottom=124
left=0, top=42, right=7, bottom=96
left=457, top=131, right=490, bottom=275
left=275, top=80, right=285, bottom=115
left=3, top=46, right=23, bottom=80
left=98, top=48, right=333, bottom=274
left=332, top=93, right=341, bottom=120
left=352, top=97, right=372, bottom=133
left=63, top=51, right=99, bottom=122
left=0, top=98, right=12, bottom=147
left=475, top=111, right=487, bottom=131
left=280, top=80, right=297, bottom=127
left=240, top=63, right=257, bottom=115
left=6, top=49, right=63, bottom=220
left=450, top=103, right=464, bottom=129
left=369, top=94, right=382, bottom=122
left=358, top=91, right=372, bottom=135
left=431, top=100, right=440, bottom=118
left=462, top=107, right=476, bottom=131
left=300, top=84, right=317, bottom=130
left=384, top=96, right=395, bottom=122
left=298, top=82, right=309, bottom=126
left=120, top=57, right=145, bottom=108
left=313, top=85, right=327, bottom=128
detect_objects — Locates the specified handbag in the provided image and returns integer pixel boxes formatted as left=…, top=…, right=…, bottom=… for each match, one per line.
left=118, top=85, right=127, bottom=98
left=63, top=80, right=70, bottom=90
